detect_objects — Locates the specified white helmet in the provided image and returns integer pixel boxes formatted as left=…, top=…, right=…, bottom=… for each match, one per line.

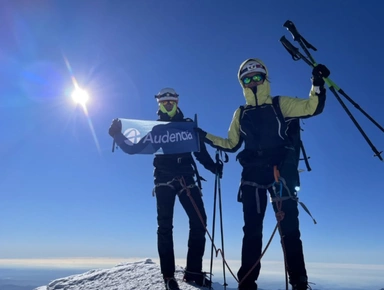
left=155, top=87, right=179, bottom=102
left=239, top=60, right=267, bottom=79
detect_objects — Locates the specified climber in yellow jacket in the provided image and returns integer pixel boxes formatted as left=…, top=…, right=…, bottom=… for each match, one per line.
left=197, top=58, right=330, bottom=290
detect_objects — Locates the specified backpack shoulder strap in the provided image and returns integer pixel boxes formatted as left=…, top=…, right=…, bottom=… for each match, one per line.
left=272, top=96, right=284, bottom=120
left=238, top=105, right=245, bottom=121
left=272, top=95, right=280, bottom=107
left=273, top=96, right=312, bottom=172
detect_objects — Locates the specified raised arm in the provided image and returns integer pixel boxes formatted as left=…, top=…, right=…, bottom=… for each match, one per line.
left=200, top=108, right=243, bottom=153
left=279, top=64, right=330, bottom=118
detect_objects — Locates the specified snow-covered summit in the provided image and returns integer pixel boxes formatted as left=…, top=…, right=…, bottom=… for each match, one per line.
left=33, top=259, right=231, bottom=290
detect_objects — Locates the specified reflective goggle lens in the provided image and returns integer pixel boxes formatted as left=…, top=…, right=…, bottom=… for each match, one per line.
left=242, top=74, right=265, bottom=85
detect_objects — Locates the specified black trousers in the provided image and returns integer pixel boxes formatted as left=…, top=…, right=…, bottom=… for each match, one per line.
left=155, top=176, right=207, bottom=278
left=237, top=157, right=307, bottom=287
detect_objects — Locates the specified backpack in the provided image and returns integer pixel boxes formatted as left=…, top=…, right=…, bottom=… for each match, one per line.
left=239, top=96, right=312, bottom=173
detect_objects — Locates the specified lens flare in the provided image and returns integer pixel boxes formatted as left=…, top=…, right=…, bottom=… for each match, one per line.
left=64, top=55, right=100, bottom=154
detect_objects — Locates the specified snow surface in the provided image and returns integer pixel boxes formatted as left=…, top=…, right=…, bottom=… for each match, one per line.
left=30, top=258, right=384, bottom=290
left=33, top=259, right=236, bottom=290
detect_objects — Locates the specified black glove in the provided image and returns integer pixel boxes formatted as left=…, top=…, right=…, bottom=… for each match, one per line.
left=194, top=127, right=207, bottom=139
left=108, top=118, right=122, bottom=138
left=312, top=64, right=330, bottom=86
left=216, top=160, right=223, bottom=178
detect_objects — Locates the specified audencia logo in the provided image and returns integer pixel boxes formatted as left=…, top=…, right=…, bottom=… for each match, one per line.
left=123, top=127, right=193, bottom=146
left=123, top=128, right=141, bottom=145
left=141, top=130, right=193, bottom=143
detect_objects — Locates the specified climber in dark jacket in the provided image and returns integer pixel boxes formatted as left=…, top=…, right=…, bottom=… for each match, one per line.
left=109, top=87, right=221, bottom=290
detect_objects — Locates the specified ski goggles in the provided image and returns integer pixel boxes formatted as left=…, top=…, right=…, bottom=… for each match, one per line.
left=155, top=92, right=179, bottom=103
left=157, top=92, right=178, bottom=98
left=241, top=74, right=266, bottom=85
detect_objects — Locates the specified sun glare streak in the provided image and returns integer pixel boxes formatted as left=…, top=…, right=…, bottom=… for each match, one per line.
left=63, top=55, right=101, bottom=154
left=82, top=104, right=101, bottom=154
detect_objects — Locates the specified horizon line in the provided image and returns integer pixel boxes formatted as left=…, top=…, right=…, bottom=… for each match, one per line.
left=0, top=257, right=383, bottom=270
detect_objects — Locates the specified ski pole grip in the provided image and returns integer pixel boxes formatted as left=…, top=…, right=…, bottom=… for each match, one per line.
left=215, top=150, right=220, bottom=162
left=283, top=20, right=301, bottom=41
left=280, top=36, right=300, bottom=56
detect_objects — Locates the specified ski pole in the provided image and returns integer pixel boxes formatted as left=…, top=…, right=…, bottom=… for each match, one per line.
left=284, top=20, right=383, bottom=134
left=209, top=162, right=218, bottom=290
left=111, top=140, right=116, bottom=152
left=280, top=21, right=383, bottom=161
left=215, top=150, right=227, bottom=289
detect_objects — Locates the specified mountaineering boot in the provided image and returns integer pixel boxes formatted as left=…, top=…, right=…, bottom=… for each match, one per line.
left=164, top=277, right=180, bottom=290
left=291, top=275, right=311, bottom=290
left=183, top=271, right=212, bottom=288
left=237, top=281, right=257, bottom=290
left=292, top=283, right=311, bottom=290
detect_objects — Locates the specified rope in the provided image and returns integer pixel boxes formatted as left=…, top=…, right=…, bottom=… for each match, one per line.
left=235, top=174, right=287, bottom=288
left=237, top=166, right=289, bottom=288
left=178, top=168, right=301, bottom=290
left=179, top=176, right=238, bottom=285
left=238, top=224, right=279, bottom=286
left=273, top=165, right=289, bottom=290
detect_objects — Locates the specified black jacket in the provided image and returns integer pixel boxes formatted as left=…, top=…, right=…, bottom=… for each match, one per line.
left=154, top=108, right=216, bottom=183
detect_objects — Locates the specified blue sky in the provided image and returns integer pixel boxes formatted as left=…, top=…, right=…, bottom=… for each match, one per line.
left=1, top=0, right=383, bottom=288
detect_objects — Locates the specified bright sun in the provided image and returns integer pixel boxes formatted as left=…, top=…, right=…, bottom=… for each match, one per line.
left=71, top=88, right=89, bottom=105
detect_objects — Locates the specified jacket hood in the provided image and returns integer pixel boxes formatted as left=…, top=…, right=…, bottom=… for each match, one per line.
left=238, top=58, right=272, bottom=106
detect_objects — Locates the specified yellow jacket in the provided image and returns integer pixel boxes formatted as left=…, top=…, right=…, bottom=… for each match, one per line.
left=205, top=58, right=325, bottom=151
